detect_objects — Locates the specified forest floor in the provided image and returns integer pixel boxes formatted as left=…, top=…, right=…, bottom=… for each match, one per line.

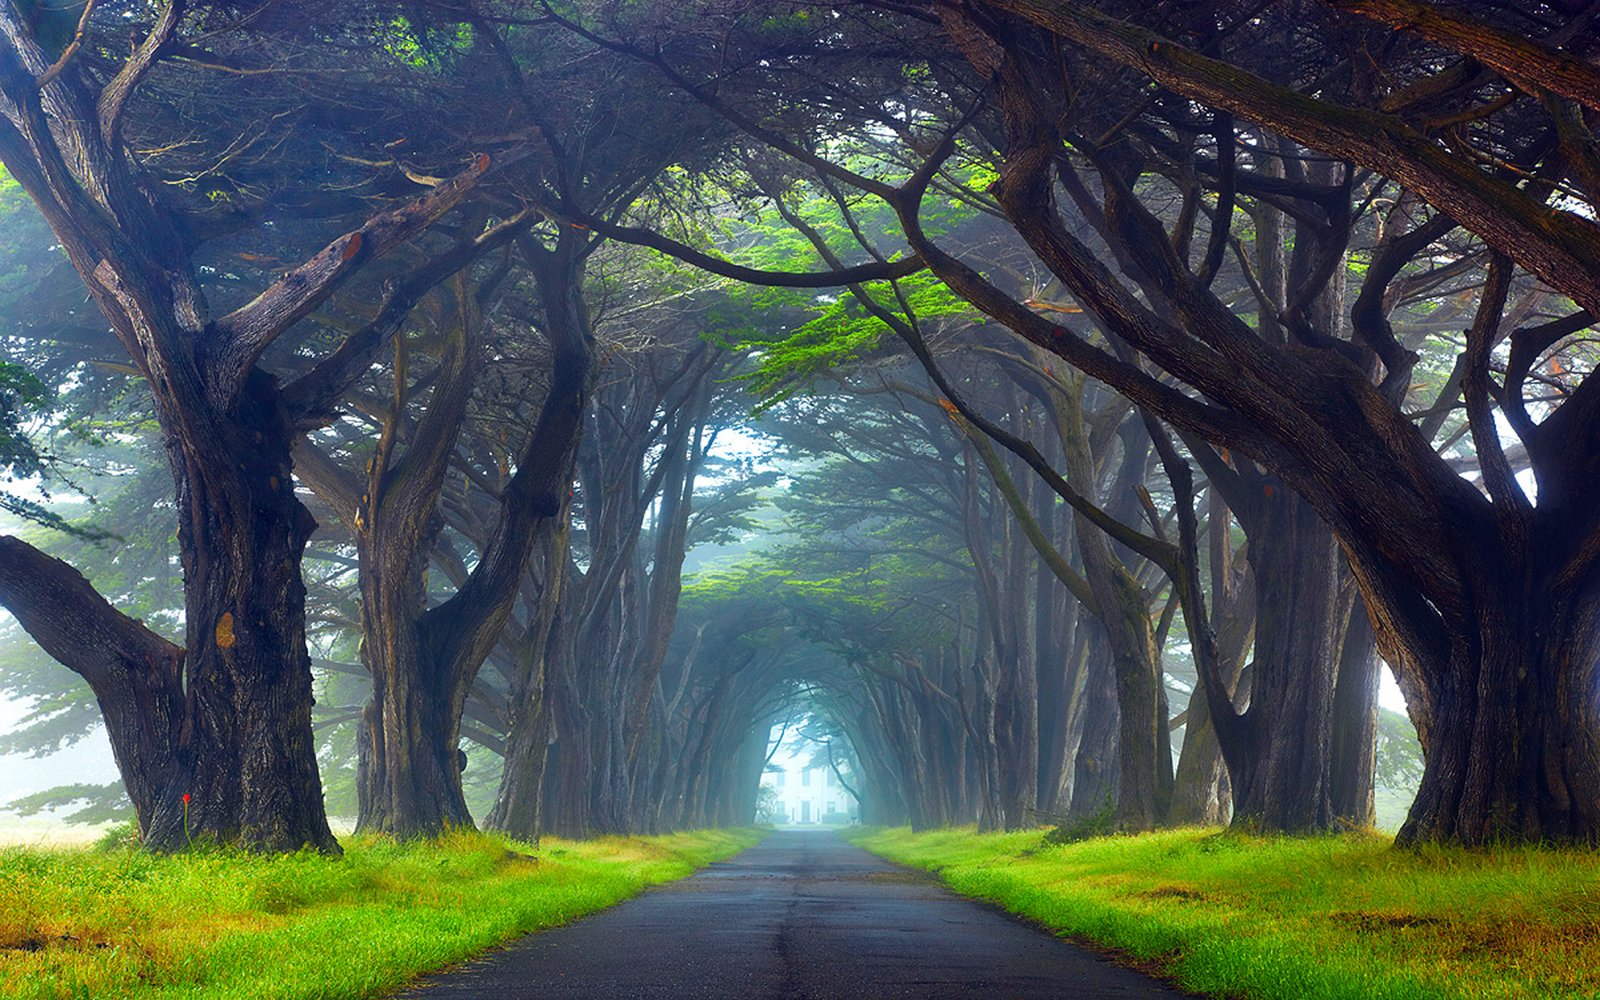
left=848, top=825, right=1600, bottom=1000
left=0, top=826, right=760, bottom=1000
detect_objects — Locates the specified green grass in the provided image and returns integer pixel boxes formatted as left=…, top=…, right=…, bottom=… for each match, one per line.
left=0, top=826, right=762, bottom=999
left=846, top=826, right=1600, bottom=1000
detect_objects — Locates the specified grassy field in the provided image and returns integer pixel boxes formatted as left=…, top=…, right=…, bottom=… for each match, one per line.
left=0, top=826, right=761, bottom=1000
left=847, top=826, right=1600, bottom=1000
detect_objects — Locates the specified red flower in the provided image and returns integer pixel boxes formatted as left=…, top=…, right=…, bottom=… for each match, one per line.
left=182, top=793, right=191, bottom=805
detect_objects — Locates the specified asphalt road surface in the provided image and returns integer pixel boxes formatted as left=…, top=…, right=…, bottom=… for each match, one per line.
left=391, top=830, right=1186, bottom=999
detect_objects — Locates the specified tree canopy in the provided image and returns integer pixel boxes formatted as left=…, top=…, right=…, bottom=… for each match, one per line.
left=0, top=0, right=1593, bottom=851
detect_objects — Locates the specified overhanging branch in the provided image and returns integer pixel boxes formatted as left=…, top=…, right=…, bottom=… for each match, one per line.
left=209, top=149, right=524, bottom=411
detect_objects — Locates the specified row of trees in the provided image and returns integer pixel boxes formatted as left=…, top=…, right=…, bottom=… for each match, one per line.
left=0, top=0, right=1593, bottom=849
left=551, top=0, right=1600, bottom=846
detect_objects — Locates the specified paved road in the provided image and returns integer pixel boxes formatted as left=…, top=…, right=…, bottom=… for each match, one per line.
left=392, top=830, right=1185, bottom=999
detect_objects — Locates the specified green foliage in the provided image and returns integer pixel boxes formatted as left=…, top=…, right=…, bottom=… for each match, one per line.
left=0, top=438, right=183, bottom=760
left=0, top=828, right=762, bottom=1000
left=4, top=783, right=131, bottom=827
left=740, top=270, right=972, bottom=410
left=0, top=359, right=109, bottom=540
left=754, top=784, right=780, bottom=825
left=0, top=164, right=50, bottom=306
left=379, top=14, right=475, bottom=71
left=1373, top=708, right=1423, bottom=828
left=1375, top=708, right=1423, bottom=792
left=674, top=382, right=989, bottom=718
left=853, top=826, right=1600, bottom=1000
left=669, top=159, right=991, bottom=411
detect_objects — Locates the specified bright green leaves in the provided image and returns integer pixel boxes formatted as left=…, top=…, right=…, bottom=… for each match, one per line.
left=379, top=14, right=475, bottom=72
left=716, top=166, right=989, bottom=411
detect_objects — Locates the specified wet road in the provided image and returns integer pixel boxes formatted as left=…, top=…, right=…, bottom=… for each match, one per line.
left=392, top=830, right=1186, bottom=999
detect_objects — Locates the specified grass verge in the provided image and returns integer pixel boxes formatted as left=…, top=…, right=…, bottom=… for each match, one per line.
left=0, top=826, right=761, bottom=1000
left=845, top=825, right=1600, bottom=1000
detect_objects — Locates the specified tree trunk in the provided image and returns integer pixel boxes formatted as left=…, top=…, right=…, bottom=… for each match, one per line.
left=1036, top=638, right=1083, bottom=818
left=1169, top=686, right=1229, bottom=826
left=0, top=16, right=505, bottom=852
left=486, top=530, right=570, bottom=838
left=144, top=374, right=338, bottom=852
left=1094, top=569, right=1168, bottom=829
left=1225, top=490, right=1344, bottom=832
left=1068, top=635, right=1120, bottom=820
left=355, top=611, right=474, bottom=834
left=1003, top=489, right=1041, bottom=828
left=1397, top=566, right=1600, bottom=845
left=1035, top=560, right=1080, bottom=816
left=1329, top=597, right=1379, bottom=827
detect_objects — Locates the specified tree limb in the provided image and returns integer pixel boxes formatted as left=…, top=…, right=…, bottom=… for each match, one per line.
left=208, top=150, right=518, bottom=411
left=97, top=0, right=183, bottom=147
left=282, top=210, right=530, bottom=428
left=34, top=0, right=98, bottom=88
left=981, top=0, right=1600, bottom=316
left=1325, top=0, right=1600, bottom=114
left=543, top=204, right=925, bottom=288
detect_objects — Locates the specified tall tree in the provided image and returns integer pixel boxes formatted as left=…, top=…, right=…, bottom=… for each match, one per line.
left=916, top=0, right=1600, bottom=844
left=575, top=0, right=1600, bottom=845
left=0, top=2, right=525, bottom=850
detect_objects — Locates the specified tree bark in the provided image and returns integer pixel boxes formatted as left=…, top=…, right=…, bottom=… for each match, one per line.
left=165, top=373, right=338, bottom=851
left=1395, top=558, right=1600, bottom=845
left=485, top=524, right=571, bottom=837
left=0, top=537, right=184, bottom=843
left=1329, top=597, right=1379, bottom=827
left=1226, top=489, right=1346, bottom=831
left=1067, top=632, right=1120, bottom=820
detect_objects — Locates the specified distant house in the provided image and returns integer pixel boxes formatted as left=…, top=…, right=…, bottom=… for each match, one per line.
left=762, top=749, right=858, bottom=825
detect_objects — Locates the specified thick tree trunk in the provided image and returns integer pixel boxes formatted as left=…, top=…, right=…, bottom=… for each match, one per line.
left=485, top=560, right=567, bottom=838
left=149, top=375, right=338, bottom=853
left=1001, top=500, right=1041, bottom=829
left=1035, top=645, right=1081, bottom=818
left=0, top=348, right=334, bottom=856
left=542, top=606, right=601, bottom=837
left=350, top=387, right=472, bottom=838
left=1054, top=397, right=1169, bottom=830
left=1171, top=492, right=1253, bottom=827
left=336, top=242, right=586, bottom=839
left=854, top=719, right=911, bottom=825
left=1097, top=576, right=1169, bottom=830
left=485, top=699, right=552, bottom=837
left=543, top=725, right=595, bottom=838
left=725, top=726, right=769, bottom=825
left=1397, top=569, right=1600, bottom=845
left=0, top=18, right=505, bottom=852
left=1035, top=570, right=1080, bottom=817
left=1224, top=490, right=1344, bottom=832
left=922, top=0, right=1600, bottom=847
left=355, top=641, right=473, bottom=835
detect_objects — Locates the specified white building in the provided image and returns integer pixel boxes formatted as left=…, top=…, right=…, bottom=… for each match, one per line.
left=761, top=742, right=857, bottom=825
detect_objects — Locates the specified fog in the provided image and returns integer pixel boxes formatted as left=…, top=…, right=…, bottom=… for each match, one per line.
left=0, top=691, right=117, bottom=842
